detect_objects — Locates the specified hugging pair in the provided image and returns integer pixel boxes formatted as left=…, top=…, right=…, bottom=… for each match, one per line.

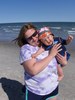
left=32, top=27, right=73, bottom=81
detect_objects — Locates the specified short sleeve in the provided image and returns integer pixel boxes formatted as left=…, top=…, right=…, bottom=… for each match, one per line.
left=20, top=45, right=32, bottom=64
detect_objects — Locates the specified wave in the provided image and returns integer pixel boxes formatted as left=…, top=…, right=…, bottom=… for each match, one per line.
left=51, top=27, right=61, bottom=30
left=67, top=30, right=75, bottom=34
left=72, top=28, right=75, bottom=30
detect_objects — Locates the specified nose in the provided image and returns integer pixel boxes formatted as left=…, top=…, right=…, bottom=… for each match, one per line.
left=46, top=38, right=50, bottom=42
left=32, top=36, right=37, bottom=41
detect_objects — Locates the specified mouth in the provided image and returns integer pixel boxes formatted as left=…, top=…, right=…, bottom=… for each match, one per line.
left=47, top=41, right=53, bottom=45
left=47, top=40, right=52, bottom=43
left=33, top=41, right=39, bottom=45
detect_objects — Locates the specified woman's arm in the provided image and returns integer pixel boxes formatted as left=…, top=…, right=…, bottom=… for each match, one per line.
left=23, top=43, right=61, bottom=75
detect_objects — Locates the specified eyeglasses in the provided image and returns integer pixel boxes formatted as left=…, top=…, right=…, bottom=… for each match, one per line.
left=26, top=31, right=38, bottom=41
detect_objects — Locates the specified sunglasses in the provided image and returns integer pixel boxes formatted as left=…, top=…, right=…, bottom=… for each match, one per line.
left=26, top=31, right=38, bottom=41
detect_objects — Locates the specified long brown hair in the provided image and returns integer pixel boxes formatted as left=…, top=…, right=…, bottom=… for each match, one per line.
left=14, top=23, right=37, bottom=47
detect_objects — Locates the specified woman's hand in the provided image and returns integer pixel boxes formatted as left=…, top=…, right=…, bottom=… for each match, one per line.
left=56, top=52, right=67, bottom=66
left=49, top=43, right=62, bottom=57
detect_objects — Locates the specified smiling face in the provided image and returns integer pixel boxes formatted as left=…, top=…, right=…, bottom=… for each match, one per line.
left=25, top=29, right=39, bottom=46
left=39, top=31, right=54, bottom=46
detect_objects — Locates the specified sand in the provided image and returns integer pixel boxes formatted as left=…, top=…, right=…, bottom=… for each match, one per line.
left=0, top=41, right=75, bottom=100
left=0, top=41, right=24, bottom=100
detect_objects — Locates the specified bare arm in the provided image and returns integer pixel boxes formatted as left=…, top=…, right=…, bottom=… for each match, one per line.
left=32, top=47, right=44, bottom=58
left=66, top=35, right=73, bottom=44
left=23, top=43, right=61, bottom=75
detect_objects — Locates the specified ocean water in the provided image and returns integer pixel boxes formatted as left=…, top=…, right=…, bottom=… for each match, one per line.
left=0, top=22, right=75, bottom=42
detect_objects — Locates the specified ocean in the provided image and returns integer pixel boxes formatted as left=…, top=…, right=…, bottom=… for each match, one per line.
left=0, top=22, right=75, bottom=42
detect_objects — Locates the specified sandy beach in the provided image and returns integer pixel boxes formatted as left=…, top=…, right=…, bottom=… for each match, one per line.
left=0, top=41, right=75, bottom=100
left=0, top=41, right=24, bottom=100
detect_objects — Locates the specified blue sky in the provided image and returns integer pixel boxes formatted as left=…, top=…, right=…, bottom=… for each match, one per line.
left=0, top=0, right=75, bottom=23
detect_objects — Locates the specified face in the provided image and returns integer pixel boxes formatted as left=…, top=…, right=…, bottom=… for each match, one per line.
left=25, top=29, right=39, bottom=46
left=40, top=32, right=54, bottom=46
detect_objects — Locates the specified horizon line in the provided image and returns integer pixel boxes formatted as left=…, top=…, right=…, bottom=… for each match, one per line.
left=0, top=21, right=75, bottom=24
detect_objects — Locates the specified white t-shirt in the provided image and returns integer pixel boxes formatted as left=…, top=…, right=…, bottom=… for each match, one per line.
left=20, top=44, right=59, bottom=95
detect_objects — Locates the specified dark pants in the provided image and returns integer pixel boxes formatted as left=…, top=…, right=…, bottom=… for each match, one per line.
left=25, top=86, right=59, bottom=100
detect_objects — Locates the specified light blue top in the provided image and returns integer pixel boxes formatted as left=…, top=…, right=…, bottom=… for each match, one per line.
left=20, top=44, right=59, bottom=95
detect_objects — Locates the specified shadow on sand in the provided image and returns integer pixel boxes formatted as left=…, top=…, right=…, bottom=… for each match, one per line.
left=0, top=77, right=25, bottom=100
